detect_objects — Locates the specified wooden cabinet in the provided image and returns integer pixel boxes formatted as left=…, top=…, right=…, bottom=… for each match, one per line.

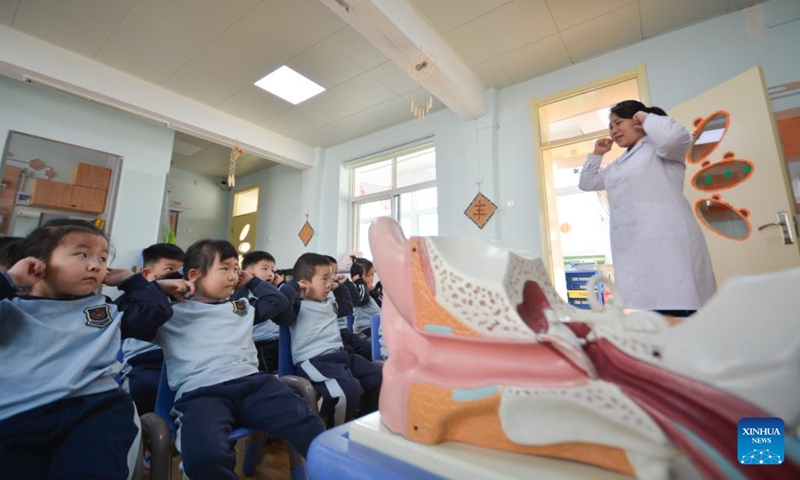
left=69, top=185, right=107, bottom=214
left=31, top=180, right=72, bottom=209
left=0, top=166, right=20, bottom=234
left=73, top=163, right=112, bottom=190
left=0, top=166, right=20, bottom=208
left=27, top=164, right=111, bottom=214
left=29, top=163, right=112, bottom=214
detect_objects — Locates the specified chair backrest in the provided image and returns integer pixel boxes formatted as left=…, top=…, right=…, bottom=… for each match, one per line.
left=278, top=325, right=295, bottom=377
left=370, top=313, right=382, bottom=360
left=346, top=314, right=354, bottom=332
left=154, top=365, right=178, bottom=436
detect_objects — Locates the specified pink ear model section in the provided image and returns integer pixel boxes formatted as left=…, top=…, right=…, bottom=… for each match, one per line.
left=369, top=217, right=414, bottom=318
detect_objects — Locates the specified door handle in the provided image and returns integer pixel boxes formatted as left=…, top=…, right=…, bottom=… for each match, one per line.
left=757, top=211, right=795, bottom=245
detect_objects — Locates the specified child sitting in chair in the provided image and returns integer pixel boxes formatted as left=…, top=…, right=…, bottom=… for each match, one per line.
left=240, top=250, right=281, bottom=373
left=120, top=242, right=184, bottom=414
left=143, top=240, right=325, bottom=479
left=325, top=255, right=372, bottom=361
left=285, top=253, right=382, bottom=427
left=350, top=256, right=381, bottom=339
left=0, top=220, right=173, bottom=479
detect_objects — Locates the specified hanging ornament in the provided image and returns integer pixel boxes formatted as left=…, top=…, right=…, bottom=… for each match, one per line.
left=465, top=192, right=498, bottom=229
left=464, top=177, right=497, bottom=229
left=298, top=212, right=315, bottom=246
left=227, top=146, right=244, bottom=188
left=407, top=50, right=437, bottom=120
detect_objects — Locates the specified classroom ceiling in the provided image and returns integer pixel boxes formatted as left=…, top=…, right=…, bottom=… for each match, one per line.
left=0, top=0, right=767, bottom=174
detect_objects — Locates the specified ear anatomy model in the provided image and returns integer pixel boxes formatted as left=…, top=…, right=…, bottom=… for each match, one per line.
left=369, top=217, right=800, bottom=480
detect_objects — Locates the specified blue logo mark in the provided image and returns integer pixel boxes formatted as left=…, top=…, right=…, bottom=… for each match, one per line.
left=738, top=417, right=784, bottom=465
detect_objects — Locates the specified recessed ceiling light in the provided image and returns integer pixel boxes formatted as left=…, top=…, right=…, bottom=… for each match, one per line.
left=254, top=66, right=325, bottom=105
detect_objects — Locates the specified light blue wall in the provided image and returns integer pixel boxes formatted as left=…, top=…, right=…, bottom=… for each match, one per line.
left=310, top=0, right=800, bottom=259
left=234, top=162, right=317, bottom=268
left=167, top=167, right=231, bottom=251
left=0, top=75, right=174, bottom=270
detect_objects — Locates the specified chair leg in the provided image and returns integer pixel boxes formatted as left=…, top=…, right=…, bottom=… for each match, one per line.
left=241, top=431, right=267, bottom=476
left=140, top=412, right=173, bottom=480
left=131, top=434, right=144, bottom=480
left=286, top=442, right=309, bottom=480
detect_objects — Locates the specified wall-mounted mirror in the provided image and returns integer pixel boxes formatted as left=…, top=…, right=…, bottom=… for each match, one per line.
left=691, top=157, right=755, bottom=191
left=688, top=111, right=730, bottom=164
left=695, top=196, right=751, bottom=241
left=1, top=131, right=121, bottom=237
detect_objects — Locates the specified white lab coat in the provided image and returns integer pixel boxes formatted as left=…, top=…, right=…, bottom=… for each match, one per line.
left=579, top=115, right=716, bottom=311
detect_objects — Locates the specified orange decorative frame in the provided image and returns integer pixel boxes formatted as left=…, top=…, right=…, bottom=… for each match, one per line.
left=694, top=194, right=752, bottom=241
left=689, top=151, right=756, bottom=193
left=687, top=110, right=731, bottom=165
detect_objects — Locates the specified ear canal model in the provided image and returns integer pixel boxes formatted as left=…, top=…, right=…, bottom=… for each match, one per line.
left=369, top=217, right=800, bottom=480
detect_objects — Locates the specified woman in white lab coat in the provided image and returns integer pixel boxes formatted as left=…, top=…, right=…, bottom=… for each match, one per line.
left=579, top=100, right=716, bottom=315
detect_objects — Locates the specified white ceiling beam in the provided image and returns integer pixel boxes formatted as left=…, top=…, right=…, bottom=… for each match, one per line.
left=319, top=0, right=486, bottom=120
left=0, top=25, right=315, bottom=170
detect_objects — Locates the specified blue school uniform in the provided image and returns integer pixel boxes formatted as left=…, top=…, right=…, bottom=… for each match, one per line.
left=149, top=277, right=324, bottom=479
left=285, top=282, right=382, bottom=426
left=0, top=271, right=172, bottom=479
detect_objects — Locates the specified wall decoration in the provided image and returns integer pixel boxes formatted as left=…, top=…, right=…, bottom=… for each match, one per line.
left=687, top=110, right=754, bottom=240
left=695, top=194, right=751, bottom=241
left=464, top=192, right=497, bottom=229
left=298, top=213, right=314, bottom=246
left=227, top=146, right=244, bottom=188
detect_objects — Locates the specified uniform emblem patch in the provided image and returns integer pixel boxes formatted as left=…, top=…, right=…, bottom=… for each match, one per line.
left=84, top=305, right=113, bottom=328
left=232, top=298, right=248, bottom=316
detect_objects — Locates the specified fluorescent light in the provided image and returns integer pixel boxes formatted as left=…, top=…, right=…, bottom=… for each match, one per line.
left=254, top=66, right=325, bottom=105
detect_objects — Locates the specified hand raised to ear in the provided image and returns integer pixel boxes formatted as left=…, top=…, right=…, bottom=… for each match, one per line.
left=593, top=138, right=613, bottom=155
left=237, top=270, right=253, bottom=289
left=7, top=257, right=46, bottom=288
left=158, top=279, right=195, bottom=301
left=632, top=111, right=648, bottom=130
left=104, top=268, right=134, bottom=287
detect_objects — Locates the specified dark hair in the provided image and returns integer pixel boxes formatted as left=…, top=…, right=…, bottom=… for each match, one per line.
left=293, top=253, right=331, bottom=282
left=23, top=219, right=109, bottom=263
left=142, top=243, right=184, bottom=267
left=0, top=237, right=25, bottom=269
left=323, top=255, right=337, bottom=265
left=183, top=239, right=238, bottom=279
left=610, top=100, right=667, bottom=119
left=350, top=256, right=374, bottom=277
left=241, top=250, right=276, bottom=270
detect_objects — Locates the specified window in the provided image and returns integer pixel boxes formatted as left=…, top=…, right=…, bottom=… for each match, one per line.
left=533, top=70, right=648, bottom=296
left=233, top=187, right=259, bottom=216
left=231, top=187, right=259, bottom=259
left=349, top=143, right=437, bottom=259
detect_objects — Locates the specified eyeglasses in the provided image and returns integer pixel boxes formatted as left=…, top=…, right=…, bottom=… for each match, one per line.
left=687, top=111, right=754, bottom=241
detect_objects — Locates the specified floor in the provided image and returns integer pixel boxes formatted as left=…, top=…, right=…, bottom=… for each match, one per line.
left=142, top=439, right=292, bottom=480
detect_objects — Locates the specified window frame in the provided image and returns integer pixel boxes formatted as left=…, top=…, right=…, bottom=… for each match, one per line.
left=347, top=140, right=436, bottom=252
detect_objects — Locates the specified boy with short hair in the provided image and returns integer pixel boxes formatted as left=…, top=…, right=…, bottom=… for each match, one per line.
left=241, top=250, right=281, bottom=373
left=325, top=255, right=372, bottom=361
left=284, top=253, right=382, bottom=426
left=120, top=243, right=184, bottom=414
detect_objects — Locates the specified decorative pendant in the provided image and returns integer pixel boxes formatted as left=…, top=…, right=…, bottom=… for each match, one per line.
left=464, top=192, right=497, bottom=229
left=227, top=146, right=244, bottom=188
left=298, top=216, right=314, bottom=246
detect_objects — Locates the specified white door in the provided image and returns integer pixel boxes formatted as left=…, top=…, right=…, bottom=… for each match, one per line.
left=669, top=67, right=800, bottom=286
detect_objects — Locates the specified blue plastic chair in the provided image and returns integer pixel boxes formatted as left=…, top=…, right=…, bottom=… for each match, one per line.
left=278, top=324, right=296, bottom=377
left=140, top=365, right=315, bottom=480
left=369, top=314, right=383, bottom=361
left=345, top=314, right=354, bottom=332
